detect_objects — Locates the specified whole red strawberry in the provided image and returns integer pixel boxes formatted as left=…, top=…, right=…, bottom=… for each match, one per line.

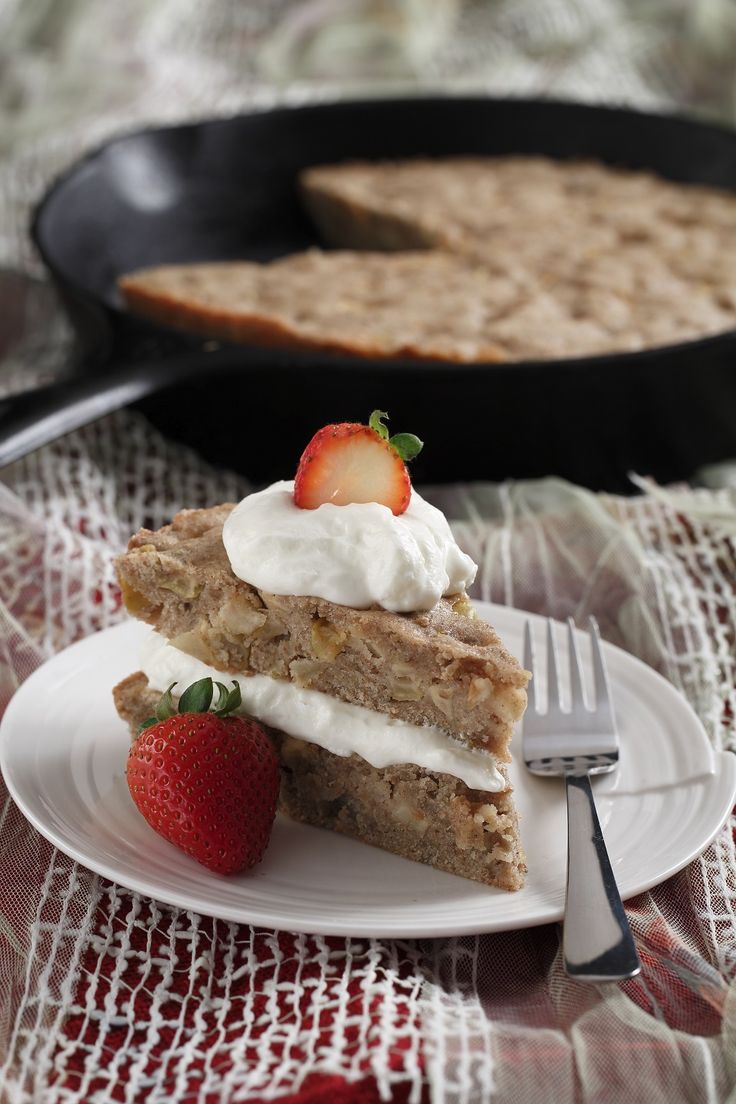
left=126, top=678, right=279, bottom=874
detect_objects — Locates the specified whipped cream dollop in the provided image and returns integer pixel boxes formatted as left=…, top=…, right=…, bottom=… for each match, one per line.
left=221, top=480, right=476, bottom=612
left=140, top=632, right=504, bottom=792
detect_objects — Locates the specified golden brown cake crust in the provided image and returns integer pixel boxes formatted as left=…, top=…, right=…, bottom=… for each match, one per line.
left=116, top=505, right=528, bottom=758
left=118, top=252, right=512, bottom=364
left=114, top=671, right=526, bottom=891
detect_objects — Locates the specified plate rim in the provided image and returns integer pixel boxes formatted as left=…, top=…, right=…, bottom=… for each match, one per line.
left=1, top=606, right=734, bottom=937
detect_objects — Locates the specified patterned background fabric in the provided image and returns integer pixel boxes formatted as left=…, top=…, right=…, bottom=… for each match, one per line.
left=2, top=2, right=736, bottom=1101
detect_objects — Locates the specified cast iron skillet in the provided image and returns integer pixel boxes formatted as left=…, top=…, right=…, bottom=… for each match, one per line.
left=16, top=96, right=736, bottom=490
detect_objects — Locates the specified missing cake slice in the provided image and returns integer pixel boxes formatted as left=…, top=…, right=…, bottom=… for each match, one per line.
left=114, top=412, right=529, bottom=889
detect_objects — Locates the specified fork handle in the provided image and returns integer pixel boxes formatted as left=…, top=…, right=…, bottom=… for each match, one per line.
left=563, top=774, right=641, bottom=982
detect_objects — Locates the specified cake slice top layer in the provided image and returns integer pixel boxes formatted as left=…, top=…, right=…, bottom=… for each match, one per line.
left=117, top=504, right=528, bottom=758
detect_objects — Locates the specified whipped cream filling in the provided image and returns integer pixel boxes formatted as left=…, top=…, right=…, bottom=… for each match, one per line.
left=221, top=480, right=477, bottom=612
left=140, top=631, right=505, bottom=793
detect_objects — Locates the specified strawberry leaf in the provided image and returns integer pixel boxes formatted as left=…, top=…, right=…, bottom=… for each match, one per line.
left=178, top=677, right=213, bottom=714
left=369, top=410, right=389, bottom=440
left=389, top=432, right=423, bottom=461
left=214, top=681, right=231, bottom=712
left=215, top=681, right=242, bottom=717
left=155, top=682, right=178, bottom=722
left=138, top=715, right=159, bottom=733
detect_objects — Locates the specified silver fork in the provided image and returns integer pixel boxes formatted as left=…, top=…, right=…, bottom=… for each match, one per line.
left=522, top=617, right=641, bottom=983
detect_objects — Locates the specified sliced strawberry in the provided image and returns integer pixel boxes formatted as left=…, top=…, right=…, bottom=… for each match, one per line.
left=293, top=410, right=422, bottom=516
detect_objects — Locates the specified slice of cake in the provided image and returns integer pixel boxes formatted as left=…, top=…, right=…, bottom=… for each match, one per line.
left=114, top=412, right=529, bottom=889
left=118, top=250, right=524, bottom=363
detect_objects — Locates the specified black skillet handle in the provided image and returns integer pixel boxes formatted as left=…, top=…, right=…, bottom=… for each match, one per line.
left=0, top=269, right=177, bottom=469
left=0, top=356, right=206, bottom=469
left=0, top=339, right=322, bottom=469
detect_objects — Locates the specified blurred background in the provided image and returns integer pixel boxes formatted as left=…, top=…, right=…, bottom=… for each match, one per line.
left=5, top=0, right=736, bottom=272
left=3, top=0, right=736, bottom=485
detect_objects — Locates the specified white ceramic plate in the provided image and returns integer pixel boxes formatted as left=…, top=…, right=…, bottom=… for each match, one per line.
left=2, top=605, right=734, bottom=938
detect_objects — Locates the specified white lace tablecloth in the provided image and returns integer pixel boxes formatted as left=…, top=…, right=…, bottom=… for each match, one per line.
left=2, top=3, right=736, bottom=1101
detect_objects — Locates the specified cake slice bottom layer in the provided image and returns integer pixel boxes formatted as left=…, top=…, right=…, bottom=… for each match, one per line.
left=114, top=672, right=526, bottom=891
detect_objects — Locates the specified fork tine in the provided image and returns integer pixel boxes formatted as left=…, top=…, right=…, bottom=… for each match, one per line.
left=589, top=617, right=614, bottom=724
left=567, top=618, right=587, bottom=711
left=523, top=621, right=537, bottom=713
left=546, top=619, right=562, bottom=715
